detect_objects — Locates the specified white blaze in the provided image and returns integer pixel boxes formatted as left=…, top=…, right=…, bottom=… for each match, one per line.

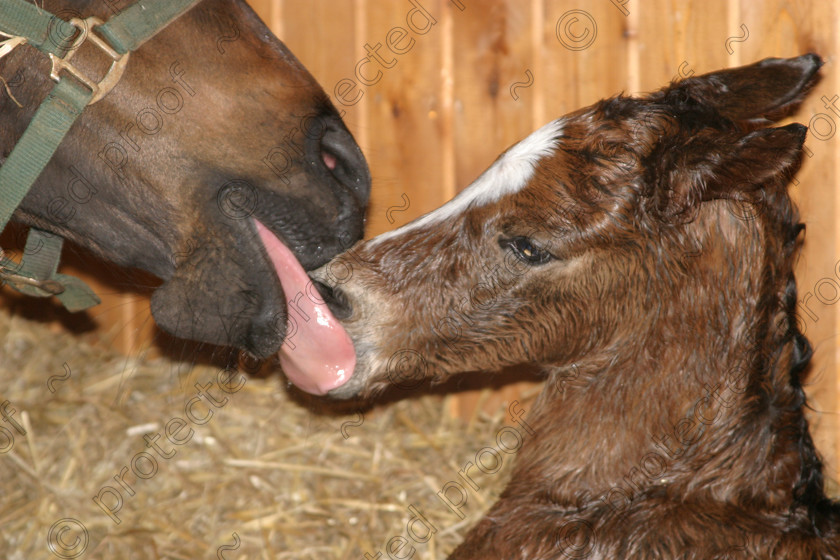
left=371, top=118, right=565, bottom=246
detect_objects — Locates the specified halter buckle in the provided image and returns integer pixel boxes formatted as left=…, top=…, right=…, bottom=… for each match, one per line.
left=48, top=17, right=129, bottom=104
left=0, top=249, right=65, bottom=296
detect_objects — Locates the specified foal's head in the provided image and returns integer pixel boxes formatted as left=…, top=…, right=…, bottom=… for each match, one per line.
left=300, top=54, right=838, bottom=558
left=308, top=54, right=820, bottom=402
left=306, top=55, right=821, bottom=397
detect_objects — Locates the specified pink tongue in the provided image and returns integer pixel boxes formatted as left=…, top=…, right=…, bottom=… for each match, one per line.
left=254, top=220, right=356, bottom=395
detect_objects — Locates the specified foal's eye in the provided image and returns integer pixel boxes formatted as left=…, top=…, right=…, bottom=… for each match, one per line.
left=506, top=237, right=552, bottom=265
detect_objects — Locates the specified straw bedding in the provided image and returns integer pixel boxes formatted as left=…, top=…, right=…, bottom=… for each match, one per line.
left=0, top=302, right=528, bottom=559
left=1, top=302, right=836, bottom=559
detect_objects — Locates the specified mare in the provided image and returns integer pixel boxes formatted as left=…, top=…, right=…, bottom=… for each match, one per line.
left=0, top=0, right=370, bottom=358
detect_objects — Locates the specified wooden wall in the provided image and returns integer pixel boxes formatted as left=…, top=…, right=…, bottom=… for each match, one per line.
left=3, top=0, right=837, bottom=485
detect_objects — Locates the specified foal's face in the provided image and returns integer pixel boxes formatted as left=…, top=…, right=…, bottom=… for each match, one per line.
left=315, top=110, right=654, bottom=398
left=305, top=55, right=819, bottom=399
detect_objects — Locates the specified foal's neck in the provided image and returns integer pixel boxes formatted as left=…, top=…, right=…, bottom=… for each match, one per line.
left=514, top=305, right=811, bottom=517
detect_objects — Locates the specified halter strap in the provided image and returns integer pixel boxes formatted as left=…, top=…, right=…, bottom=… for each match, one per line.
left=98, top=1, right=202, bottom=54
left=0, top=1, right=76, bottom=56
left=0, top=0, right=200, bottom=311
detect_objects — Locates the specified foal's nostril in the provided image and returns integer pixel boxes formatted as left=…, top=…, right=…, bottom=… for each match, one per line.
left=310, top=278, right=353, bottom=320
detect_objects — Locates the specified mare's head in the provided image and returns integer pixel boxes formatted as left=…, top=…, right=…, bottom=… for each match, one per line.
left=0, top=0, right=370, bottom=358
left=307, top=54, right=820, bottom=399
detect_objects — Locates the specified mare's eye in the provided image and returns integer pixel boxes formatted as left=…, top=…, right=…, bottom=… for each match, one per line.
left=507, top=237, right=552, bottom=265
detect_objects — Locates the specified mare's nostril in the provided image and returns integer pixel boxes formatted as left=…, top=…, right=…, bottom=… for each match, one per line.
left=318, top=123, right=371, bottom=205
left=310, top=278, right=352, bottom=320
left=322, top=151, right=338, bottom=170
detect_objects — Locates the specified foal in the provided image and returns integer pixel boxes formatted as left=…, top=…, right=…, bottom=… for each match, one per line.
left=308, top=54, right=839, bottom=558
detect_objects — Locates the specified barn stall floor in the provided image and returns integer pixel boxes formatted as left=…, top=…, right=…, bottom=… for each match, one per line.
left=2, top=303, right=838, bottom=560
left=0, top=306, right=528, bottom=560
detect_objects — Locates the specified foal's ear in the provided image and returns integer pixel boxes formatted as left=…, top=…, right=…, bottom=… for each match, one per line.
left=647, top=123, right=807, bottom=217
left=657, top=53, right=822, bottom=125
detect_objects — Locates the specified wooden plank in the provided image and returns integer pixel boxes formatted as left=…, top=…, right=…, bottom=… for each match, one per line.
left=737, top=0, right=840, bottom=493
left=451, top=0, right=535, bottom=188
left=541, top=0, right=632, bottom=117
left=359, top=0, right=450, bottom=237
left=279, top=0, right=360, bottom=119
left=637, top=0, right=731, bottom=91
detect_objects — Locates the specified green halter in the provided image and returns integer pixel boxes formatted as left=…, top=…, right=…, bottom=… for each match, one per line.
left=0, top=0, right=199, bottom=311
